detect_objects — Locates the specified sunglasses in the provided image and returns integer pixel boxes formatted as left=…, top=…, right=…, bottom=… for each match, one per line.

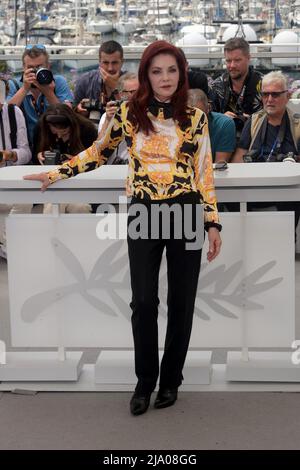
left=25, top=44, right=46, bottom=51
left=214, top=161, right=228, bottom=171
left=261, top=90, right=288, bottom=98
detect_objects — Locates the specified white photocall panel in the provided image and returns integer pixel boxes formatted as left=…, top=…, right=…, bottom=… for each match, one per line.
left=6, top=212, right=294, bottom=348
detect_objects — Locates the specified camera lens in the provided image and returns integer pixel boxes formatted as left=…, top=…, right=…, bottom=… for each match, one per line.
left=36, top=68, right=53, bottom=85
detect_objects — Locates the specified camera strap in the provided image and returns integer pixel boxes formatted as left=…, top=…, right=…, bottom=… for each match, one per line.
left=0, top=109, right=6, bottom=150
left=260, top=113, right=287, bottom=161
left=30, top=94, right=46, bottom=117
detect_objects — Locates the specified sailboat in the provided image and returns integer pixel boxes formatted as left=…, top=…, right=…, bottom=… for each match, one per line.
left=115, top=0, right=142, bottom=35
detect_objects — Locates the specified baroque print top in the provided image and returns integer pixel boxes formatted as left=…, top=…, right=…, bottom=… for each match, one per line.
left=48, top=100, right=220, bottom=226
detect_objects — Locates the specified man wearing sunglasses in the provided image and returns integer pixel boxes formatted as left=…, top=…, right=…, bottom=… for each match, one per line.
left=232, top=70, right=300, bottom=230
left=7, top=45, right=73, bottom=147
left=233, top=71, right=300, bottom=163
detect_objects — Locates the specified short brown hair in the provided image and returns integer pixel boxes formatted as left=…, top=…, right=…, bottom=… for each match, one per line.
left=224, top=37, right=250, bottom=55
left=22, top=46, right=49, bottom=65
left=99, top=40, right=123, bottom=59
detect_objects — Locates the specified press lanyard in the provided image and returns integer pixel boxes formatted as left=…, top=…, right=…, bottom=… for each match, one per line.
left=30, top=93, right=45, bottom=117
left=259, top=113, right=287, bottom=161
left=0, top=110, right=6, bottom=150
left=236, top=84, right=246, bottom=110
left=265, top=136, right=279, bottom=162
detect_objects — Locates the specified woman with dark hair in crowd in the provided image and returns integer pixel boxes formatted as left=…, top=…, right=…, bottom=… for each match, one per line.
left=34, top=103, right=98, bottom=213
left=34, top=103, right=98, bottom=165
left=25, top=40, right=222, bottom=415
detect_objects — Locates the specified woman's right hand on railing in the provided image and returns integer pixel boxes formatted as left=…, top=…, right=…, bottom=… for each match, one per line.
left=23, top=172, right=51, bottom=192
left=37, top=151, right=45, bottom=165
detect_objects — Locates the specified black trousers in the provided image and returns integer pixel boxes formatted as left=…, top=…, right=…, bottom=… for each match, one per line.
left=127, top=193, right=203, bottom=394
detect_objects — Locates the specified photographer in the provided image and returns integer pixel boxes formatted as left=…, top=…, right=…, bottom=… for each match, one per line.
left=34, top=103, right=97, bottom=214
left=232, top=71, right=300, bottom=229
left=74, top=40, right=124, bottom=124
left=0, top=77, right=31, bottom=167
left=233, top=71, right=300, bottom=163
left=0, top=76, right=32, bottom=258
left=7, top=45, right=73, bottom=147
left=187, top=88, right=236, bottom=163
left=97, top=72, right=138, bottom=164
left=210, top=37, right=262, bottom=141
left=35, top=103, right=97, bottom=164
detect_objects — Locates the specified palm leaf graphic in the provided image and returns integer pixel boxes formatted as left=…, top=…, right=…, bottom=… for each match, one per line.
left=194, top=306, right=211, bottom=321
left=89, top=240, right=125, bottom=281
left=242, top=278, right=283, bottom=297
left=109, top=290, right=131, bottom=320
left=201, top=294, right=238, bottom=318
left=198, top=265, right=228, bottom=289
left=51, top=237, right=86, bottom=283
left=225, top=296, right=264, bottom=310
left=233, top=261, right=280, bottom=295
left=81, top=292, right=117, bottom=317
left=215, top=260, right=243, bottom=292
left=90, top=253, right=129, bottom=283
left=21, top=283, right=79, bottom=322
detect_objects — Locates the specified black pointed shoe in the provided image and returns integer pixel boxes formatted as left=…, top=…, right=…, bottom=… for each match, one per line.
left=130, top=392, right=151, bottom=416
left=154, top=388, right=178, bottom=409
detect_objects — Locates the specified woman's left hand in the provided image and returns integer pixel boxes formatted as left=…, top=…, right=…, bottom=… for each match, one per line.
left=207, top=227, right=222, bottom=262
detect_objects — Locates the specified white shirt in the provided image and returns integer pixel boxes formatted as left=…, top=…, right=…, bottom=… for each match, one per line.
left=0, top=103, right=32, bottom=166
left=98, top=112, right=128, bottom=164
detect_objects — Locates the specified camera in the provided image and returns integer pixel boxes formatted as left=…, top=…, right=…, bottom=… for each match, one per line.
left=275, top=152, right=297, bottom=163
left=234, top=112, right=247, bottom=123
left=81, top=99, right=103, bottom=112
left=43, top=150, right=63, bottom=165
left=0, top=150, right=3, bottom=163
left=243, top=149, right=260, bottom=163
left=110, top=99, right=124, bottom=107
left=243, top=149, right=298, bottom=163
left=35, top=67, right=53, bottom=85
left=21, top=67, right=54, bottom=86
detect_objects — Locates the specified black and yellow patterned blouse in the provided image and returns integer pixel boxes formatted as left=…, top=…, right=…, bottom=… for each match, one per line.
left=48, top=99, right=220, bottom=226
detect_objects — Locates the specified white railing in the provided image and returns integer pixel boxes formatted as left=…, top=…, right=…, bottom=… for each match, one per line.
left=0, top=43, right=300, bottom=61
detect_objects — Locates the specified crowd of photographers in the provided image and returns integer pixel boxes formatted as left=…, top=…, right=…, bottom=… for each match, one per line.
left=0, top=37, right=300, bottom=257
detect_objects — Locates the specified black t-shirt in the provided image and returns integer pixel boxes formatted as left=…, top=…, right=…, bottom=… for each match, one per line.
left=239, top=116, right=298, bottom=160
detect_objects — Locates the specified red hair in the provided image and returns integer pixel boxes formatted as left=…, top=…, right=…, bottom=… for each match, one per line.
left=128, top=41, right=188, bottom=135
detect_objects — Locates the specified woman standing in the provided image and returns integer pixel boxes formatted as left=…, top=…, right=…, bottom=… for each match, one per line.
left=24, top=41, right=222, bottom=416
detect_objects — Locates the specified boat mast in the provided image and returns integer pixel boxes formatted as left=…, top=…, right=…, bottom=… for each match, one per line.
left=24, top=0, right=29, bottom=45
left=13, top=0, right=17, bottom=46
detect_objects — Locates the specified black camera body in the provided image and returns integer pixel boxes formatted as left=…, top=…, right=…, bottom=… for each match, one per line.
left=111, top=99, right=124, bottom=107
left=81, top=99, right=103, bottom=112
left=21, top=67, right=54, bottom=86
left=234, top=112, right=247, bottom=123
left=243, top=149, right=260, bottom=163
left=243, top=149, right=298, bottom=163
left=43, top=150, right=63, bottom=165
left=32, top=67, right=53, bottom=85
left=275, top=152, right=297, bottom=162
